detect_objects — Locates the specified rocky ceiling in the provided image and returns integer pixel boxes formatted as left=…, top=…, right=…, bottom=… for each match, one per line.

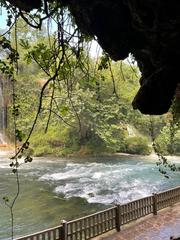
left=5, top=0, right=180, bottom=114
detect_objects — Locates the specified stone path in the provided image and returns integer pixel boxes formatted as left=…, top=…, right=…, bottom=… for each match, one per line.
left=94, top=203, right=180, bottom=240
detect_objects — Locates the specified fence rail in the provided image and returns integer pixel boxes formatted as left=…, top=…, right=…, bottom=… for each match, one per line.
left=16, top=225, right=63, bottom=240
left=66, top=207, right=116, bottom=240
left=157, top=186, right=180, bottom=211
left=120, top=195, right=153, bottom=225
left=17, top=185, right=180, bottom=240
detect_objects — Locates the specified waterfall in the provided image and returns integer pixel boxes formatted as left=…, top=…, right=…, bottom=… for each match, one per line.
left=0, top=81, right=6, bottom=145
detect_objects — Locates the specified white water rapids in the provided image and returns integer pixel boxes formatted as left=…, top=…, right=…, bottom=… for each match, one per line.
left=38, top=157, right=180, bottom=205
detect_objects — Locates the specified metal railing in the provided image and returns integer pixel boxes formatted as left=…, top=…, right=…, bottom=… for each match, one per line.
left=16, top=185, right=180, bottom=240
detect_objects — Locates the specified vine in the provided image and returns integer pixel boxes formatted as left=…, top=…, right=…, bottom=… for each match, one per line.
left=0, top=5, right=90, bottom=238
left=0, top=34, right=32, bottom=239
left=150, top=100, right=180, bottom=179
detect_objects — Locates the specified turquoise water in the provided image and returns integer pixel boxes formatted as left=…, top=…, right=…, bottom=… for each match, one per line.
left=0, top=152, right=180, bottom=240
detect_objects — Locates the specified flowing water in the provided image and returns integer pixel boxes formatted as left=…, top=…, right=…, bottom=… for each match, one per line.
left=0, top=82, right=6, bottom=145
left=0, top=133, right=6, bottom=145
left=0, top=153, right=180, bottom=239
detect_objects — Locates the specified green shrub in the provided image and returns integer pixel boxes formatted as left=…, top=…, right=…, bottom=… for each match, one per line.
left=29, top=124, right=82, bottom=156
left=125, top=136, right=151, bottom=155
left=155, top=127, right=180, bottom=156
left=154, top=133, right=169, bottom=155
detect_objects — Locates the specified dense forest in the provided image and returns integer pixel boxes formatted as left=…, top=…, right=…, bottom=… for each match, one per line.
left=1, top=19, right=180, bottom=157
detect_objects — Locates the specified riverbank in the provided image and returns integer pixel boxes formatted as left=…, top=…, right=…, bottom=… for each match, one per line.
left=0, top=144, right=15, bottom=157
left=115, top=152, right=180, bottom=162
left=1, top=146, right=180, bottom=164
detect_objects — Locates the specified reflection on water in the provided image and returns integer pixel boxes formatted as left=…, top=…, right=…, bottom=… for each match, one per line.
left=0, top=153, right=180, bottom=240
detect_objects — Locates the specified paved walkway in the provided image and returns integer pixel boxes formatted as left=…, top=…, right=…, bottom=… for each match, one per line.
left=94, top=203, right=180, bottom=240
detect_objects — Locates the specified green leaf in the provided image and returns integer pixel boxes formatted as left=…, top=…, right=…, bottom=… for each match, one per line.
left=60, top=106, right=69, bottom=116
left=19, top=39, right=30, bottom=50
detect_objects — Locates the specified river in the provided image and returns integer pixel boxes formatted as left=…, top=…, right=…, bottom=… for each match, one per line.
left=0, top=152, right=180, bottom=240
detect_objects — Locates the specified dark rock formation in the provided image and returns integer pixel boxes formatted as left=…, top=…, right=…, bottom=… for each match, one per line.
left=7, top=0, right=41, bottom=11
left=5, top=0, right=180, bottom=114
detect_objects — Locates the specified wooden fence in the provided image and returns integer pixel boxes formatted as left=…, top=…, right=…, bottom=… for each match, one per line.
left=66, top=206, right=116, bottom=240
left=16, top=185, right=180, bottom=240
left=16, top=225, right=63, bottom=240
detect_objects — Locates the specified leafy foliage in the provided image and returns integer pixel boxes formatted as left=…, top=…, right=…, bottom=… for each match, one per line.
left=125, top=136, right=151, bottom=155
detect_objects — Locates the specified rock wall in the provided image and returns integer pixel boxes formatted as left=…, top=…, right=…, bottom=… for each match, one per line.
left=62, top=0, right=180, bottom=114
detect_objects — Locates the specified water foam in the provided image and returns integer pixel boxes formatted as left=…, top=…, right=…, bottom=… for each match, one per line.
left=39, top=160, right=165, bottom=204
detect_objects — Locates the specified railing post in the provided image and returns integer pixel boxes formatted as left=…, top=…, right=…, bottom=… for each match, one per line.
left=61, top=220, right=68, bottom=240
left=152, top=193, right=158, bottom=215
left=115, top=204, right=121, bottom=232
